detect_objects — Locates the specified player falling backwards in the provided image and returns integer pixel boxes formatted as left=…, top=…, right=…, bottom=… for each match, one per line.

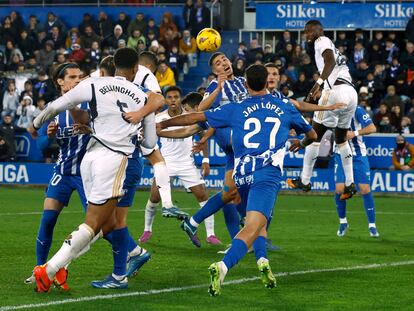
left=334, top=106, right=379, bottom=237
left=28, top=48, right=162, bottom=292
left=159, top=64, right=317, bottom=296
left=287, top=20, right=358, bottom=199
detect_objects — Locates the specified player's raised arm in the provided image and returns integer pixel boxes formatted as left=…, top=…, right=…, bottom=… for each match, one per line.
left=157, top=124, right=202, bottom=138
left=198, top=74, right=225, bottom=111
left=141, top=112, right=157, bottom=149
left=123, top=91, right=165, bottom=124
left=158, top=112, right=207, bottom=129
left=30, top=79, right=93, bottom=131
left=291, top=98, right=344, bottom=112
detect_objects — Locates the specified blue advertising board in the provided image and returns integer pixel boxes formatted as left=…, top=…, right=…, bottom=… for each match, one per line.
left=256, top=2, right=414, bottom=29
left=0, top=6, right=184, bottom=30
left=1, top=163, right=413, bottom=194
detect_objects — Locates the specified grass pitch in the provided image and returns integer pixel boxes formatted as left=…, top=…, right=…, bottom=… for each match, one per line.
left=0, top=187, right=413, bottom=310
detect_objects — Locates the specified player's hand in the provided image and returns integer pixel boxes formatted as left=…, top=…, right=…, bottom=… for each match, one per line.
left=27, top=124, right=38, bottom=139
left=288, top=139, right=303, bottom=153
left=192, top=140, right=207, bottom=154
left=201, top=162, right=210, bottom=177
left=123, top=111, right=143, bottom=124
left=346, top=130, right=356, bottom=140
left=217, top=73, right=227, bottom=90
left=328, top=103, right=345, bottom=110
left=308, top=83, right=321, bottom=101
left=73, top=123, right=93, bottom=135
left=46, top=121, right=58, bottom=138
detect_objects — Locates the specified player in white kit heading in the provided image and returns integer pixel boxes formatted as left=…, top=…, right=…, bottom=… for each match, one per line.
left=29, top=48, right=162, bottom=292
left=287, top=20, right=358, bottom=200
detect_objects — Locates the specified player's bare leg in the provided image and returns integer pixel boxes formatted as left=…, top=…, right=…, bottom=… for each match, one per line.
left=287, top=122, right=327, bottom=191
left=190, top=183, right=221, bottom=245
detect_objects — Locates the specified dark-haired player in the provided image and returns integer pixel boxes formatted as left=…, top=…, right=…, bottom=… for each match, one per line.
left=159, top=64, right=317, bottom=296
left=28, top=48, right=162, bottom=292
left=287, top=20, right=358, bottom=199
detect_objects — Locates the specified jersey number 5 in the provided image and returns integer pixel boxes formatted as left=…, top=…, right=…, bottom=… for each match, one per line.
left=243, top=117, right=281, bottom=149
left=117, top=100, right=131, bottom=123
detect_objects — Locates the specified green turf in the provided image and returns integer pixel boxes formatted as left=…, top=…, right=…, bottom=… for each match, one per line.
left=0, top=187, right=413, bottom=310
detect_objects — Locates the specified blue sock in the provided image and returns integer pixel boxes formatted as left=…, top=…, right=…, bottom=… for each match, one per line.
left=104, top=231, right=114, bottom=244
left=222, top=204, right=240, bottom=239
left=363, top=192, right=376, bottom=224
left=223, top=238, right=248, bottom=270
left=127, top=233, right=138, bottom=253
left=253, top=236, right=267, bottom=261
left=109, top=227, right=129, bottom=277
left=335, top=193, right=346, bottom=219
left=36, top=210, right=59, bottom=265
left=236, top=203, right=246, bottom=218
left=193, top=191, right=225, bottom=224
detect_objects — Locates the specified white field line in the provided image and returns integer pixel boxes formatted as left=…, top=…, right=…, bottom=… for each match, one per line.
left=1, top=260, right=414, bottom=311
left=0, top=209, right=413, bottom=216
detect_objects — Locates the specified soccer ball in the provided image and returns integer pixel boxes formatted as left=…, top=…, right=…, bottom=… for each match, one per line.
left=196, top=28, right=221, bottom=52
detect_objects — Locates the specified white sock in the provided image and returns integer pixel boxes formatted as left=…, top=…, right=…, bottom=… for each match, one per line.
left=47, top=223, right=94, bottom=279
left=144, top=200, right=158, bottom=232
left=339, top=217, right=348, bottom=224
left=368, top=223, right=376, bottom=228
left=338, top=142, right=354, bottom=186
left=112, top=273, right=125, bottom=281
left=189, top=217, right=199, bottom=227
left=200, top=200, right=215, bottom=237
left=70, top=230, right=103, bottom=265
left=218, top=261, right=228, bottom=282
left=153, top=162, right=173, bottom=208
left=257, top=257, right=269, bottom=265
left=301, top=142, right=320, bottom=185
left=129, top=245, right=144, bottom=257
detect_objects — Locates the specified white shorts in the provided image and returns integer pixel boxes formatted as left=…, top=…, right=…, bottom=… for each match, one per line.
left=81, top=141, right=128, bottom=205
left=140, top=144, right=159, bottom=157
left=313, top=84, right=357, bottom=129
left=165, top=160, right=205, bottom=189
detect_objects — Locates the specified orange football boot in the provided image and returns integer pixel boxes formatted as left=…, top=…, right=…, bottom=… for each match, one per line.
left=33, top=264, right=53, bottom=293
left=53, top=268, right=70, bottom=291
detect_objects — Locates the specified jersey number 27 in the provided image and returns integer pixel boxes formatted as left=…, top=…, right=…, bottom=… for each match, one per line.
left=243, top=117, right=281, bottom=149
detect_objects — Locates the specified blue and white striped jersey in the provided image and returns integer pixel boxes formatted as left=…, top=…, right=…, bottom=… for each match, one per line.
left=54, top=102, right=90, bottom=176
left=204, top=76, right=248, bottom=109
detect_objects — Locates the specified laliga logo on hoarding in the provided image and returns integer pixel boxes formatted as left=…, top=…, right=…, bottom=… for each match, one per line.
left=276, top=4, right=326, bottom=18
left=0, top=164, right=29, bottom=183
left=375, top=4, right=414, bottom=18
left=366, top=145, right=393, bottom=157
left=15, top=135, right=30, bottom=157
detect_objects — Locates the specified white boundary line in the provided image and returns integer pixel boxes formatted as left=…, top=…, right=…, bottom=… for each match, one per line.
left=1, top=260, right=414, bottom=311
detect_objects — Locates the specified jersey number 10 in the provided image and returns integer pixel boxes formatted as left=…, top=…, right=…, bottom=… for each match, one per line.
left=243, top=117, right=281, bottom=149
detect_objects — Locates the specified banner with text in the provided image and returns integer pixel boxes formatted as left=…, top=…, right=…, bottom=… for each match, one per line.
left=256, top=2, right=414, bottom=29
left=1, top=163, right=413, bottom=194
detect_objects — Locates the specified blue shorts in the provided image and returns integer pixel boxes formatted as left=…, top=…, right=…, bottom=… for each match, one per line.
left=225, top=150, right=235, bottom=171
left=334, top=154, right=371, bottom=185
left=235, top=165, right=282, bottom=221
left=45, top=173, right=88, bottom=212
left=118, top=156, right=144, bottom=207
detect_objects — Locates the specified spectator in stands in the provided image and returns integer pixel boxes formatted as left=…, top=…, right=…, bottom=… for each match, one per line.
left=372, top=31, right=385, bottom=50
left=390, top=105, right=403, bottom=132
left=18, top=29, right=36, bottom=61
left=78, top=13, right=95, bottom=36
left=389, top=57, right=403, bottom=82
left=85, top=41, right=101, bottom=70
left=116, top=12, right=130, bottom=34
left=32, top=70, right=56, bottom=104
left=80, top=25, right=101, bottom=51
left=392, top=135, right=414, bottom=170
left=146, top=18, right=159, bottom=39
left=160, top=12, right=178, bottom=40
left=102, top=24, right=127, bottom=51
left=400, top=117, right=414, bottom=134
left=385, top=38, right=399, bottom=64
left=293, top=72, right=311, bottom=100
left=56, top=53, right=67, bottom=65
left=0, top=136, right=12, bottom=162
left=0, top=51, right=5, bottom=72
left=300, top=53, right=316, bottom=80
left=36, top=40, right=56, bottom=72
left=160, top=27, right=179, bottom=53
left=5, top=40, right=23, bottom=65
left=374, top=103, right=391, bottom=125
left=291, top=45, right=304, bottom=67
left=15, top=95, right=35, bottom=129
left=276, top=30, right=296, bottom=53
left=369, top=42, right=385, bottom=65
left=233, top=41, right=247, bottom=62
left=128, top=12, right=146, bottom=37
left=156, top=61, right=176, bottom=90
left=28, top=15, right=43, bottom=42
left=183, top=0, right=194, bottom=29
left=406, top=13, right=414, bottom=43
left=136, top=39, right=146, bottom=54
left=383, top=85, right=404, bottom=112
left=179, top=29, right=197, bottom=69
left=0, top=114, right=16, bottom=161
left=1, top=80, right=19, bottom=119
left=33, top=97, right=45, bottom=119
left=263, top=44, right=276, bottom=63
left=97, top=11, right=113, bottom=38
left=20, top=80, right=33, bottom=102
left=128, top=29, right=146, bottom=49
left=335, top=31, right=352, bottom=57
left=0, top=16, right=18, bottom=45
left=189, top=0, right=210, bottom=37
left=351, top=40, right=369, bottom=66
left=354, top=60, right=371, bottom=85
left=7, top=54, right=22, bottom=72
left=9, top=11, right=24, bottom=37
left=285, top=63, right=297, bottom=83
left=25, top=56, right=38, bottom=71
left=147, top=30, right=159, bottom=49
left=245, top=38, right=263, bottom=65
left=232, top=58, right=246, bottom=77
left=378, top=116, right=393, bottom=133
left=68, top=43, right=86, bottom=65
left=45, top=12, right=66, bottom=35
left=65, top=27, right=81, bottom=50
left=400, top=42, right=414, bottom=73
left=355, top=28, right=368, bottom=48
left=44, top=26, right=66, bottom=50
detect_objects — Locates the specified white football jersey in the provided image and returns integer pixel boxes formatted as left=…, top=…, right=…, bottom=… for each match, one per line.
left=133, top=65, right=161, bottom=93
left=314, top=36, right=353, bottom=89
left=43, top=76, right=147, bottom=156
left=155, top=110, right=194, bottom=164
